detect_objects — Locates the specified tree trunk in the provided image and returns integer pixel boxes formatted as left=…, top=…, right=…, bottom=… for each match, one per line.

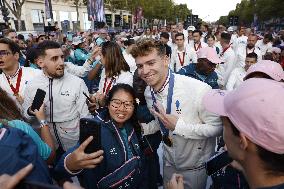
left=76, top=4, right=80, bottom=31
left=17, top=18, right=22, bottom=31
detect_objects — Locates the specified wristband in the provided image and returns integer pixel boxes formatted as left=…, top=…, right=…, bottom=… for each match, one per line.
left=39, top=120, right=48, bottom=128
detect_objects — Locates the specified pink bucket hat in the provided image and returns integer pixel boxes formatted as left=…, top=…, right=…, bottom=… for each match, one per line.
left=244, top=60, right=284, bottom=81
left=197, top=47, right=222, bottom=64
left=202, top=78, right=284, bottom=154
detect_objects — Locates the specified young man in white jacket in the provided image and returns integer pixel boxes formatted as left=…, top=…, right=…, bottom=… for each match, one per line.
left=23, top=41, right=90, bottom=151
left=131, top=38, right=222, bottom=189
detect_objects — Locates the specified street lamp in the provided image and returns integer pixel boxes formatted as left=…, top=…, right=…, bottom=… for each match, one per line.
left=41, top=10, right=45, bottom=30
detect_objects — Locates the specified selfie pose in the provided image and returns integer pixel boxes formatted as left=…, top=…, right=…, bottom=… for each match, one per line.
left=56, top=84, right=147, bottom=189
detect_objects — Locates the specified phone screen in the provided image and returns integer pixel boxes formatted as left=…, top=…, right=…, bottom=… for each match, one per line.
left=79, top=118, right=101, bottom=153
left=205, top=151, right=233, bottom=176
left=31, top=89, right=46, bottom=111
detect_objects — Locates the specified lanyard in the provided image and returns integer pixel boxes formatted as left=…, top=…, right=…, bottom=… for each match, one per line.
left=103, top=77, right=114, bottom=95
left=5, top=68, right=23, bottom=96
left=178, top=52, right=185, bottom=66
left=194, top=43, right=201, bottom=51
left=150, top=70, right=175, bottom=136
left=246, top=47, right=255, bottom=55
left=220, top=45, right=230, bottom=57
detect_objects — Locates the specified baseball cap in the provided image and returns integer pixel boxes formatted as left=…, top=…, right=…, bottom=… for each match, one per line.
left=244, top=60, right=284, bottom=81
left=202, top=78, right=284, bottom=154
left=72, top=36, right=85, bottom=45
left=187, top=26, right=196, bottom=31
left=227, top=26, right=234, bottom=32
left=197, top=47, right=222, bottom=64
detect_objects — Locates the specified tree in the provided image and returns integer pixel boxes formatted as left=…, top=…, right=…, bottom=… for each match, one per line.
left=3, top=0, right=26, bottom=31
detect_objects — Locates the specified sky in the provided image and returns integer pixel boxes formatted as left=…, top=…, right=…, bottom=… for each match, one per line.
left=174, top=0, right=242, bottom=22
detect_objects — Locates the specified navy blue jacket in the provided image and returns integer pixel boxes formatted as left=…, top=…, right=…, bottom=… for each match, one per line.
left=55, top=110, right=147, bottom=189
left=178, top=63, right=219, bottom=89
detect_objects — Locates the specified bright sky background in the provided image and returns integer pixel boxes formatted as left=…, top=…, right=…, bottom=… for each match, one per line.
left=174, top=0, right=242, bottom=22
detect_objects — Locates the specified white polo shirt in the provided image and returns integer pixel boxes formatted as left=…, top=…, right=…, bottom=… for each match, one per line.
left=170, top=45, right=197, bottom=72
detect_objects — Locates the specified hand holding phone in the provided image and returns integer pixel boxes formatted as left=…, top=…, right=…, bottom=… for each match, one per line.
left=83, top=92, right=92, bottom=103
left=79, top=118, right=101, bottom=153
left=31, top=89, right=46, bottom=111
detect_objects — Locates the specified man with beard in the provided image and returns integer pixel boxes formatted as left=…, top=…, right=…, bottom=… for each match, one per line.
left=235, top=34, right=262, bottom=68
left=190, top=30, right=208, bottom=54
left=178, top=47, right=220, bottom=89
left=131, top=39, right=222, bottom=189
left=23, top=41, right=90, bottom=151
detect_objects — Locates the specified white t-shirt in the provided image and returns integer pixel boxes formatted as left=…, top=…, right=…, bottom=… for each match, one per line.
left=235, top=46, right=262, bottom=68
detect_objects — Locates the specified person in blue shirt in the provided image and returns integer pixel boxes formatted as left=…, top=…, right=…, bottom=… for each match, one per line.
left=55, top=84, right=148, bottom=189
left=178, top=47, right=221, bottom=89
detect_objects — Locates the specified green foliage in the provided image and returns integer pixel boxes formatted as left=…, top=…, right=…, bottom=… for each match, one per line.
left=217, top=0, right=284, bottom=26
left=104, top=0, right=191, bottom=22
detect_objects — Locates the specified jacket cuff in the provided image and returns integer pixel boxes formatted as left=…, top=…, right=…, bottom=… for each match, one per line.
left=64, top=153, right=83, bottom=175
left=173, top=118, right=188, bottom=137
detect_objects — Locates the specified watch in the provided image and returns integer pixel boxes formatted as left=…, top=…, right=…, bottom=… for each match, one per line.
left=39, top=120, right=48, bottom=128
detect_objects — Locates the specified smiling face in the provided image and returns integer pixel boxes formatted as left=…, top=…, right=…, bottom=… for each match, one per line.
left=135, top=49, right=168, bottom=91
left=108, top=89, right=134, bottom=127
left=38, top=48, right=65, bottom=78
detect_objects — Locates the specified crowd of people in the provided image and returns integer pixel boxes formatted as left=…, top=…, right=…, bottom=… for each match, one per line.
left=0, top=22, right=284, bottom=189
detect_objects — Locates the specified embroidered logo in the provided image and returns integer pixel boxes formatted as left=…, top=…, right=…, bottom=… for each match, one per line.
left=175, top=100, right=181, bottom=114
left=60, top=91, right=70, bottom=96
left=110, top=148, right=117, bottom=155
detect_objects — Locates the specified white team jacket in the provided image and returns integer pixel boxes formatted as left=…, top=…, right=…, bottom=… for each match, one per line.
left=144, top=74, right=222, bottom=169
left=22, top=72, right=90, bottom=150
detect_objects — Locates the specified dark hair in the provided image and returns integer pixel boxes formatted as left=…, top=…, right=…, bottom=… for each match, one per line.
left=106, top=84, right=136, bottom=107
left=160, top=32, right=170, bottom=40
left=131, top=38, right=166, bottom=58
left=24, top=48, right=39, bottom=67
left=101, top=41, right=130, bottom=78
left=2, top=29, right=16, bottom=37
left=221, top=32, right=231, bottom=44
left=193, top=30, right=202, bottom=36
left=0, top=87, right=25, bottom=121
left=105, top=84, right=142, bottom=143
left=225, top=116, right=284, bottom=175
left=246, top=52, right=258, bottom=61
left=17, top=34, right=25, bottom=40
left=264, top=34, right=273, bottom=41
left=37, top=41, right=61, bottom=57
left=207, top=34, right=215, bottom=40
left=0, top=38, right=20, bottom=54
left=175, top=32, right=184, bottom=39
left=263, top=52, right=274, bottom=61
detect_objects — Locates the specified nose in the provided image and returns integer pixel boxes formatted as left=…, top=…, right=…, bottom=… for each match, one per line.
left=142, top=64, right=150, bottom=75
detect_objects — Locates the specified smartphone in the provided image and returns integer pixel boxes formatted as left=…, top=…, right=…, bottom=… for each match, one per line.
left=83, top=91, right=92, bottom=103
left=79, top=118, right=101, bottom=154
left=31, top=89, right=46, bottom=111
left=205, top=151, right=233, bottom=176
left=17, top=180, right=61, bottom=189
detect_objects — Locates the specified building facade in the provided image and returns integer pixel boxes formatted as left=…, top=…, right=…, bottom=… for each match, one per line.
left=0, top=0, right=132, bottom=31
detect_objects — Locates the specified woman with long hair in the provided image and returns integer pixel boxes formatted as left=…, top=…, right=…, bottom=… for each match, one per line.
left=91, top=41, right=133, bottom=107
left=0, top=87, right=55, bottom=164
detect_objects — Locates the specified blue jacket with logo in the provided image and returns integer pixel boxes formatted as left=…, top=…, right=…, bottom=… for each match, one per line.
left=178, top=63, right=219, bottom=89
left=55, top=110, right=148, bottom=189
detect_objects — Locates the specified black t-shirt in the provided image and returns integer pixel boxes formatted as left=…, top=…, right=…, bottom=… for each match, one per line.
left=258, top=183, right=284, bottom=189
